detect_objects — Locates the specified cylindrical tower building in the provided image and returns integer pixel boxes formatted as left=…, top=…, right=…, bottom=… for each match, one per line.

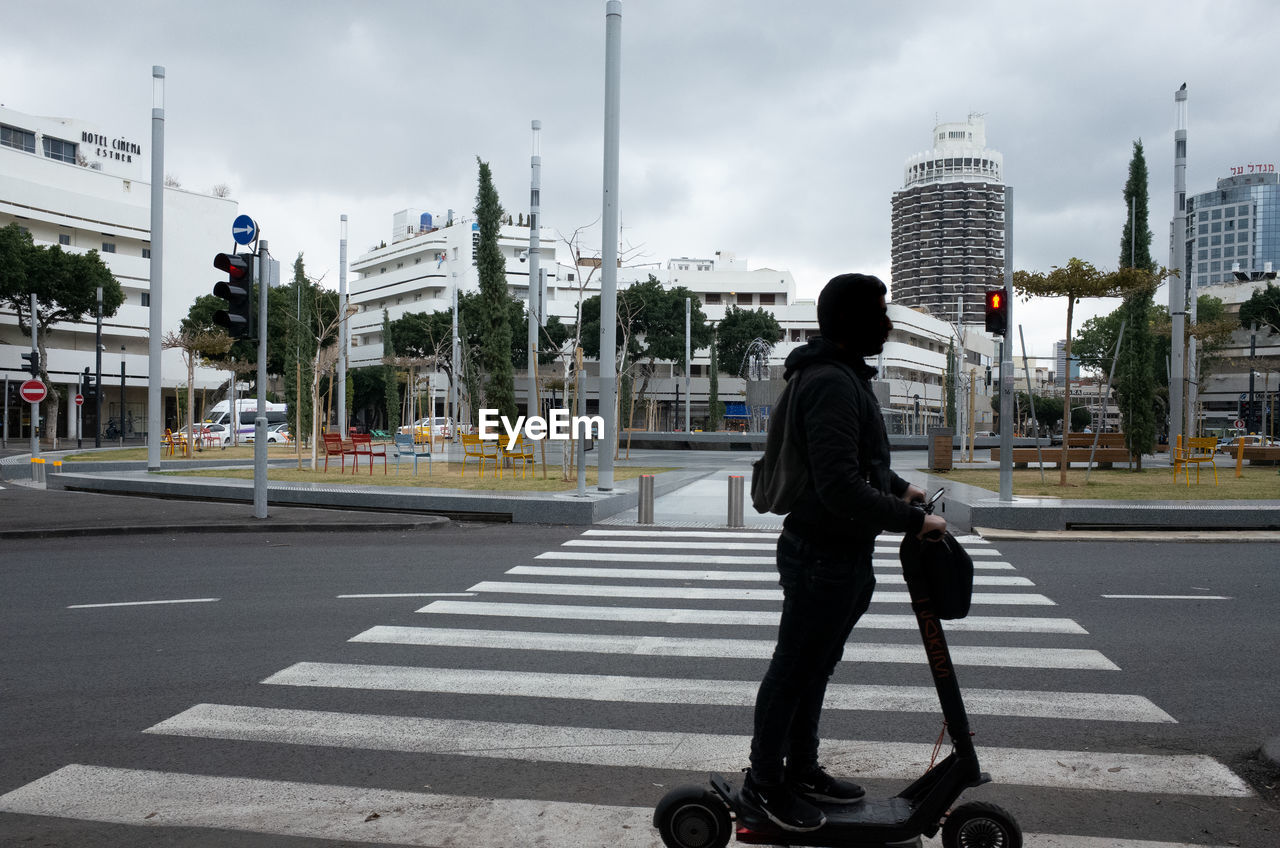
left=890, top=115, right=1006, bottom=326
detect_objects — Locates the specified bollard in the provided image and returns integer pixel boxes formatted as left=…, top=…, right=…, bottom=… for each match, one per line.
left=637, top=474, right=655, bottom=524
left=727, top=474, right=744, bottom=528
left=31, top=457, right=45, bottom=484
left=52, top=460, right=61, bottom=475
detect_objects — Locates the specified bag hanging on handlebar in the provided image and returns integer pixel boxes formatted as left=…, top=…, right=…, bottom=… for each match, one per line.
left=901, top=531, right=974, bottom=620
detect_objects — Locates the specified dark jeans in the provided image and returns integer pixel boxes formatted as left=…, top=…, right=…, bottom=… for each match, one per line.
left=748, top=530, right=876, bottom=784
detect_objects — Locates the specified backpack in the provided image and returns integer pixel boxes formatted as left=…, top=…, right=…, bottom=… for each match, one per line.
left=750, top=374, right=808, bottom=515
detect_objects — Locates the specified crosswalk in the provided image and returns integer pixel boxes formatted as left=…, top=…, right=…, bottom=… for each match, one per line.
left=0, top=527, right=1253, bottom=847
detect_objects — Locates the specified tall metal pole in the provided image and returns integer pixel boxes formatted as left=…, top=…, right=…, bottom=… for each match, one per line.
left=338, top=215, right=348, bottom=437
left=528, top=120, right=542, bottom=421
left=253, top=240, right=269, bottom=519
left=684, top=296, right=691, bottom=432
left=147, top=65, right=165, bottom=470
left=118, top=348, right=125, bottom=448
left=999, top=186, right=1014, bottom=501
left=29, top=293, right=39, bottom=458
left=451, top=274, right=460, bottom=436
left=1168, top=84, right=1188, bottom=450
left=597, top=0, right=622, bottom=490
left=95, top=286, right=103, bottom=448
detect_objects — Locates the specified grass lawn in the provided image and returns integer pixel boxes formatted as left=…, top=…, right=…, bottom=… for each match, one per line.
left=63, top=446, right=671, bottom=493
left=934, top=463, right=1280, bottom=500
left=164, top=463, right=673, bottom=492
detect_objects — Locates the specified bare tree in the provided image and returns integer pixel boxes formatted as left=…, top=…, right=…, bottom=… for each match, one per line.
left=162, top=328, right=232, bottom=456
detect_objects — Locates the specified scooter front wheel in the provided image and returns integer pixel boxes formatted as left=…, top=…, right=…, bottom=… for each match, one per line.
left=941, top=801, right=1022, bottom=848
left=654, top=785, right=732, bottom=848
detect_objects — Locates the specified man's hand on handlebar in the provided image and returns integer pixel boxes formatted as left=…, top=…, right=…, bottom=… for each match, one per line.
left=903, top=484, right=926, bottom=504
left=918, top=513, right=946, bottom=540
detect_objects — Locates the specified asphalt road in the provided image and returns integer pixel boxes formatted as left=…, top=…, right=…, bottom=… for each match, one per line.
left=0, top=525, right=1276, bottom=847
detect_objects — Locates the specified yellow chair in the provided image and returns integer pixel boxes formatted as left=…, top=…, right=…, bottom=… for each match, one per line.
left=1180, top=436, right=1218, bottom=486
left=461, top=433, right=500, bottom=478
left=501, top=436, right=536, bottom=479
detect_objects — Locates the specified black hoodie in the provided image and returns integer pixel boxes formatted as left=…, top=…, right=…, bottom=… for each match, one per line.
left=779, top=337, right=924, bottom=546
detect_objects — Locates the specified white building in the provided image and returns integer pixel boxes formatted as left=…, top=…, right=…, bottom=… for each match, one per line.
left=1, top=104, right=235, bottom=442
left=348, top=216, right=995, bottom=433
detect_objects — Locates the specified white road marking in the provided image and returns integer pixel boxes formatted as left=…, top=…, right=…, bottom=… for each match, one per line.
left=66, top=597, right=219, bottom=609
left=509, top=565, right=1032, bottom=586
left=418, top=600, right=1089, bottom=634
left=580, top=529, right=993, bottom=547
left=337, top=592, right=477, bottom=599
left=0, top=764, right=657, bottom=847
left=148, top=704, right=1246, bottom=797
left=467, top=580, right=1054, bottom=606
left=263, top=662, right=1173, bottom=723
left=564, top=538, right=1002, bottom=557
left=541, top=551, right=1014, bottom=569
left=1102, top=594, right=1231, bottom=600
left=351, top=625, right=1120, bottom=670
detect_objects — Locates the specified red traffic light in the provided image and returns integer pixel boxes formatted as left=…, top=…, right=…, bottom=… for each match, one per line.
left=984, top=288, right=1008, bottom=335
left=214, top=252, right=251, bottom=281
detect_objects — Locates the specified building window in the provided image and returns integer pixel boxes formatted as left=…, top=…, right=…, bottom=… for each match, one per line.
left=704, top=293, right=721, bottom=304
left=101, top=242, right=116, bottom=253
left=0, top=123, right=36, bottom=153
left=759, top=293, right=776, bottom=305
left=737, top=293, right=752, bottom=305
left=42, top=135, right=77, bottom=163
left=58, top=234, right=70, bottom=246
left=142, top=248, right=151, bottom=258
left=140, top=292, right=150, bottom=307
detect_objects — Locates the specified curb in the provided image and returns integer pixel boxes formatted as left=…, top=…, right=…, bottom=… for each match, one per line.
left=0, top=515, right=450, bottom=541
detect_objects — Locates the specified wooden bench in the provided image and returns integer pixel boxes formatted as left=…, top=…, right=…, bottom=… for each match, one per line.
left=1239, top=445, right=1280, bottom=465
left=990, top=432, right=1135, bottom=468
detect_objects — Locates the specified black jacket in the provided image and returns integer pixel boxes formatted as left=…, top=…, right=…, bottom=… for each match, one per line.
left=780, top=337, right=924, bottom=546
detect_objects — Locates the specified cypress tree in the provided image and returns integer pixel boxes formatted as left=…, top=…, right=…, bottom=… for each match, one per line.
left=382, top=309, right=400, bottom=433
left=475, top=158, right=517, bottom=421
left=1116, top=140, right=1157, bottom=467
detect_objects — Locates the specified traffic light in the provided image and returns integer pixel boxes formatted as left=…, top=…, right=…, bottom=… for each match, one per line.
left=212, top=252, right=255, bottom=339
left=21, top=350, right=40, bottom=376
left=984, top=289, right=1008, bottom=336
left=82, top=367, right=96, bottom=400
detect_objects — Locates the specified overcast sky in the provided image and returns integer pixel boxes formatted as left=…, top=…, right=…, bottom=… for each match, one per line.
left=3, top=0, right=1277, bottom=357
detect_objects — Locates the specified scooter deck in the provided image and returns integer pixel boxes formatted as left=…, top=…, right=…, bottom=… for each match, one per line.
left=712, top=774, right=929, bottom=847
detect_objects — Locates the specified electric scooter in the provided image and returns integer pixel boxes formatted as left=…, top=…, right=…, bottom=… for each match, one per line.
left=653, top=489, right=1021, bottom=848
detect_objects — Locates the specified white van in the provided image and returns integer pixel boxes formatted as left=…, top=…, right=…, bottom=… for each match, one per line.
left=203, top=399, right=288, bottom=443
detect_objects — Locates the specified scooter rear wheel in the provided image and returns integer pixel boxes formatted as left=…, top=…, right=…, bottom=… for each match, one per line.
left=654, top=786, right=732, bottom=848
left=941, top=801, right=1022, bottom=848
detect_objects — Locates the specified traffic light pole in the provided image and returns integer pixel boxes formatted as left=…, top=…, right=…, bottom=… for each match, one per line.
left=95, top=286, right=103, bottom=449
left=998, top=186, right=1014, bottom=502
left=254, top=240, right=269, bottom=519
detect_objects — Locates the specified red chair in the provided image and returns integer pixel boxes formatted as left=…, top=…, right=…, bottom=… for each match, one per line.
left=350, top=432, right=387, bottom=475
left=322, top=433, right=354, bottom=472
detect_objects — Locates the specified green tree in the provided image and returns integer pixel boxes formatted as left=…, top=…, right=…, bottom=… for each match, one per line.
left=1015, top=257, right=1165, bottom=484
left=580, top=276, right=713, bottom=415
left=0, top=223, right=122, bottom=441
left=715, top=305, right=784, bottom=377
left=1114, top=140, right=1158, bottom=468
left=475, top=158, right=516, bottom=421
left=1239, top=281, right=1280, bottom=335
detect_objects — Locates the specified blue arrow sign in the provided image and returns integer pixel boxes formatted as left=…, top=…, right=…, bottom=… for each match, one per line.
left=231, top=215, right=258, bottom=246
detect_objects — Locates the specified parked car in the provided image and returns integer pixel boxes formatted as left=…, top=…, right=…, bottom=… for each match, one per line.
left=247, top=422, right=292, bottom=444
left=398, top=417, right=454, bottom=439
left=177, top=422, right=231, bottom=447
left=1216, top=434, right=1279, bottom=453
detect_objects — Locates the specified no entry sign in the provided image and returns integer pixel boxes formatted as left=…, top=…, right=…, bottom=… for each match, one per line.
left=74, top=393, right=84, bottom=407
left=19, top=379, right=47, bottom=404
